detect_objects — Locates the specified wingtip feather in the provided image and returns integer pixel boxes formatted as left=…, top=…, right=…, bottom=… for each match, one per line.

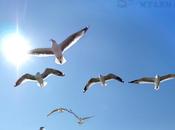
left=128, top=81, right=134, bottom=83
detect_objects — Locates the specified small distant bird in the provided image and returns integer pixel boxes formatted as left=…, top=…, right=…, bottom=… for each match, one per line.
left=129, top=74, right=175, bottom=90
left=83, top=73, right=124, bottom=93
left=47, top=107, right=93, bottom=124
left=14, top=68, right=65, bottom=87
left=40, top=127, right=45, bottom=130
left=29, top=26, right=88, bottom=64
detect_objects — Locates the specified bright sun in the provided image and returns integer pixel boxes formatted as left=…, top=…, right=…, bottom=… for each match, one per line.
left=2, top=33, right=31, bottom=67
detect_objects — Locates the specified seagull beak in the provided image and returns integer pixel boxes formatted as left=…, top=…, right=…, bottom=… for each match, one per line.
left=84, top=26, right=89, bottom=32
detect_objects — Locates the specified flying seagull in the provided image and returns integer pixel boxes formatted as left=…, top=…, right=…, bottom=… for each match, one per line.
left=83, top=73, right=124, bottom=93
left=129, top=74, right=175, bottom=90
left=14, top=68, right=65, bottom=87
left=47, top=107, right=93, bottom=124
left=29, top=26, right=88, bottom=64
left=40, top=127, right=45, bottom=130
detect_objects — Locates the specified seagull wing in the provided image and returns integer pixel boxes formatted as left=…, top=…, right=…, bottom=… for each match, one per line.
left=47, top=109, right=59, bottom=117
left=47, top=108, right=67, bottom=117
left=129, top=77, right=154, bottom=84
left=81, top=116, right=94, bottom=120
left=160, top=74, right=175, bottom=83
left=60, top=26, right=88, bottom=53
left=29, top=48, right=54, bottom=56
left=41, top=68, right=65, bottom=79
left=67, top=109, right=80, bottom=120
left=83, top=78, right=100, bottom=93
left=14, top=74, right=36, bottom=87
left=104, top=73, right=124, bottom=83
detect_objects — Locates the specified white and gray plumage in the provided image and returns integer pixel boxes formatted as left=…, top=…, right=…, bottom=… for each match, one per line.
left=29, top=26, right=88, bottom=65
left=14, top=68, right=65, bottom=88
left=83, top=73, right=124, bottom=93
left=47, top=107, right=93, bottom=125
left=129, top=74, right=175, bottom=90
left=39, top=127, right=45, bottom=130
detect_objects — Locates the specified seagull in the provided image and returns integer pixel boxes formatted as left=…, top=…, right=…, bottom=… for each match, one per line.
left=83, top=73, right=124, bottom=93
left=47, top=107, right=93, bottom=124
left=129, top=74, right=175, bottom=90
left=14, top=68, right=65, bottom=88
left=29, top=26, right=88, bottom=65
left=40, top=127, right=45, bottom=130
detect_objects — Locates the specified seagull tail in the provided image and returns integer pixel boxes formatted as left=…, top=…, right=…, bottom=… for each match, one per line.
left=103, top=83, right=107, bottom=86
left=43, top=81, right=47, bottom=87
left=55, top=57, right=67, bottom=65
left=154, top=86, right=159, bottom=91
left=77, top=120, right=84, bottom=125
left=37, top=82, right=47, bottom=88
left=37, top=83, right=40, bottom=87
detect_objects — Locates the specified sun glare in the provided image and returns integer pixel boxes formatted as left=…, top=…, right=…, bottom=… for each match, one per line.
left=2, top=33, right=31, bottom=67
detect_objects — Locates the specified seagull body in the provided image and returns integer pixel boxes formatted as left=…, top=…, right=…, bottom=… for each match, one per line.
left=29, top=26, right=88, bottom=64
left=47, top=107, right=93, bottom=124
left=83, top=73, right=124, bottom=93
left=35, top=72, right=46, bottom=87
left=14, top=68, right=65, bottom=87
left=99, top=74, right=107, bottom=86
left=129, top=74, right=175, bottom=90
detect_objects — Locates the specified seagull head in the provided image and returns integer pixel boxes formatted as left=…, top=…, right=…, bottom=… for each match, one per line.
left=36, top=72, right=41, bottom=76
left=50, top=38, right=56, bottom=43
left=83, top=26, right=89, bottom=33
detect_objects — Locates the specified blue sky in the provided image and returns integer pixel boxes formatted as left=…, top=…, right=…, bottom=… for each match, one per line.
left=0, top=0, right=175, bottom=130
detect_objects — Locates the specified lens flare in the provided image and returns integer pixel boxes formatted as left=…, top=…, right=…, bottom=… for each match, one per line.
left=2, top=33, right=31, bottom=66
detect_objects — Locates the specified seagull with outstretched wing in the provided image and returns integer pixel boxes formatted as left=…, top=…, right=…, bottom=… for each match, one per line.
left=29, top=26, right=88, bottom=65
left=129, top=74, right=175, bottom=90
left=83, top=73, right=124, bottom=93
left=14, top=68, right=65, bottom=88
left=47, top=107, right=93, bottom=124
